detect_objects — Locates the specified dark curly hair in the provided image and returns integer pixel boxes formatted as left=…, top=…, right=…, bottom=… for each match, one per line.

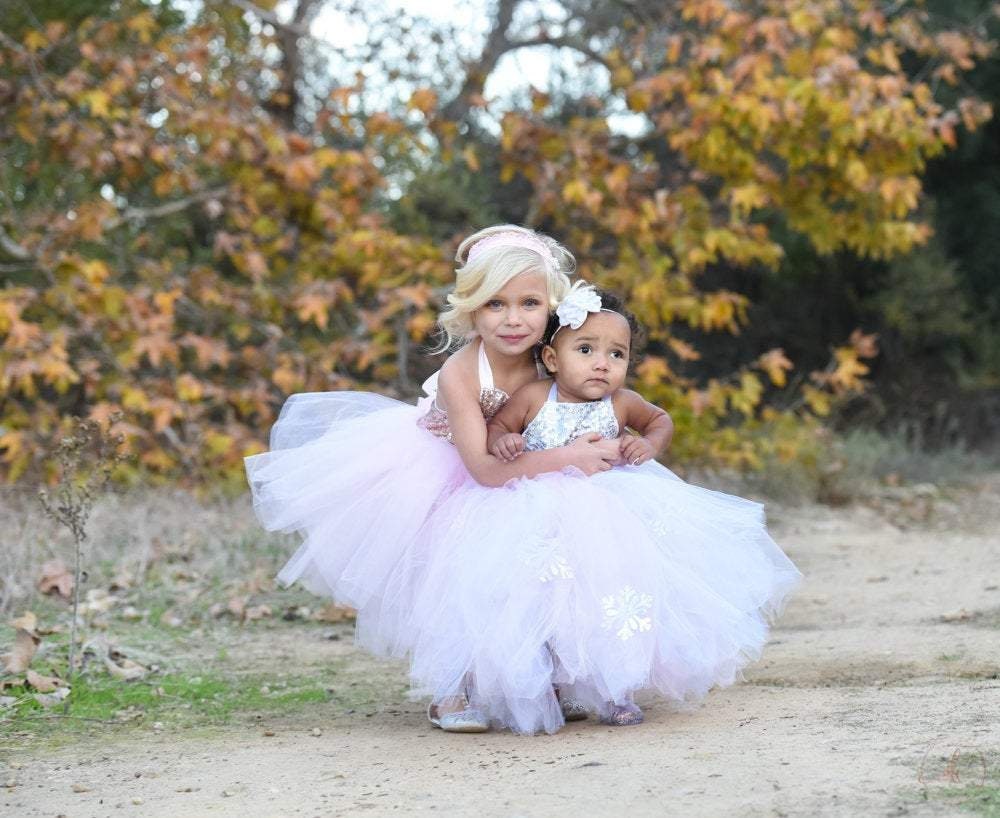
left=542, top=287, right=646, bottom=370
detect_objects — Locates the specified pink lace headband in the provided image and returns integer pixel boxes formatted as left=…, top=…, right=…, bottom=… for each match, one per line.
left=466, top=231, right=558, bottom=273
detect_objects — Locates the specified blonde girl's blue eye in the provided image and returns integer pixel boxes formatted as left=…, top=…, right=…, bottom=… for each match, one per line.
left=486, top=299, right=503, bottom=309
left=523, top=298, right=541, bottom=307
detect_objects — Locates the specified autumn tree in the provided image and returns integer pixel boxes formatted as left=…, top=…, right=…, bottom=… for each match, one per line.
left=0, top=1, right=447, bottom=487
left=0, top=0, right=994, bottom=486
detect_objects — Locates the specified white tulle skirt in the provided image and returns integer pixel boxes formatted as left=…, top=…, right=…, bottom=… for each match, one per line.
left=245, top=393, right=801, bottom=735
left=244, top=391, right=469, bottom=657
left=397, top=462, right=802, bottom=735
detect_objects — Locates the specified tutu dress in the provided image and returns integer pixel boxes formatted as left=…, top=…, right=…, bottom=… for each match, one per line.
left=399, top=383, right=803, bottom=734
left=244, top=342, right=532, bottom=657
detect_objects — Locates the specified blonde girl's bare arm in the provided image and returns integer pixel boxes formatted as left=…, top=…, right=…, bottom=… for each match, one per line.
left=485, top=380, right=548, bottom=454
left=438, top=368, right=614, bottom=487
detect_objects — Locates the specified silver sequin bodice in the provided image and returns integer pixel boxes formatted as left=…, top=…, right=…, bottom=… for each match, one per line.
left=523, top=389, right=620, bottom=451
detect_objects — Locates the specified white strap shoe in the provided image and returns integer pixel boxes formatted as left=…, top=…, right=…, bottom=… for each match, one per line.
left=427, top=701, right=489, bottom=733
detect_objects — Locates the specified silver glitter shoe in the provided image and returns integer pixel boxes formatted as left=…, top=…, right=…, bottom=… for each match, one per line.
left=560, top=698, right=589, bottom=722
left=600, top=701, right=644, bottom=726
left=427, top=701, right=490, bottom=733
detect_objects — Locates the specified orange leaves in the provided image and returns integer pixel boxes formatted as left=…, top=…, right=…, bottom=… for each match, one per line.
left=408, top=88, right=437, bottom=116
left=757, top=349, right=794, bottom=388
left=294, top=292, right=329, bottom=330
left=698, top=292, right=745, bottom=333
left=125, top=11, right=159, bottom=45
left=175, top=374, right=204, bottom=402
left=561, top=179, right=603, bottom=214
left=808, top=330, right=879, bottom=409
left=284, top=155, right=321, bottom=191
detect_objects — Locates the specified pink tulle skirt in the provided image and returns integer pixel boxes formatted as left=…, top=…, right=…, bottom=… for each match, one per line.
left=244, top=391, right=469, bottom=657
left=245, top=393, right=802, bottom=734
left=400, top=463, right=801, bottom=734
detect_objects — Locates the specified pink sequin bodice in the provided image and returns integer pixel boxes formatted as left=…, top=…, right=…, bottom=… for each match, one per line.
left=417, top=386, right=509, bottom=443
left=417, top=341, right=526, bottom=444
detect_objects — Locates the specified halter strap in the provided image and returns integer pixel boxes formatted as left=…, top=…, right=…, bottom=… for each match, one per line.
left=477, top=340, right=495, bottom=391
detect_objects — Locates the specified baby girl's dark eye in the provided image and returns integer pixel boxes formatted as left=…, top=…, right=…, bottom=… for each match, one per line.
left=578, top=345, right=591, bottom=354
left=611, top=350, right=625, bottom=359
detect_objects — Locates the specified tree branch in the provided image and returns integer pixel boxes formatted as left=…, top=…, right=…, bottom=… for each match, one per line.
left=0, top=225, right=33, bottom=261
left=226, top=0, right=310, bottom=35
left=107, top=186, right=230, bottom=229
left=440, top=0, right=522, bottom=122
left=509, top=33, right=614, bottom=72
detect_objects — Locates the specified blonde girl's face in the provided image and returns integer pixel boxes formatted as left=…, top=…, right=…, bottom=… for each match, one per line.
left=541, top=311, right=631, bottom=403
left=472, top=270, right=550, bottom=357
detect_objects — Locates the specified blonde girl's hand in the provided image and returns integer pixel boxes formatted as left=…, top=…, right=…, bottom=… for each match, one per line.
left=491, top=432, right=526, bottom=461
left=566, top=433, right=616, bottom=476
left=620, top=434, right=655, bottom=466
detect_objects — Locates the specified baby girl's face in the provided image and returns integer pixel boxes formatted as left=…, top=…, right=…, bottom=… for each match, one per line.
left=472, top=270, right=550, bottom=357
left=542, top=311, right=631, bottom=402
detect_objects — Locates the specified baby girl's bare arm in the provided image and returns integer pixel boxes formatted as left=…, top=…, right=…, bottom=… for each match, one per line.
left=615, top=390, right=674, bottom=463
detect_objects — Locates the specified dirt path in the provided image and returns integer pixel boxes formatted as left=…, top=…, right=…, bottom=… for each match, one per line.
left=4, top=484, right=1000, bottom=817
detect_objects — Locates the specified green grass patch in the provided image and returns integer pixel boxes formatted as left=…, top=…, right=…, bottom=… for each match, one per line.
left=2, top=669, right=332, bottom=731
left=917, top=783, right=1000, bottom=817
left=904, top=749, right=1000, bottom=817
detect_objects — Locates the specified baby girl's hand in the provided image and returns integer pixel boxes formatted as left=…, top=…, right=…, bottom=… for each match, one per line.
left=491, top=432, right=525, bottom=461
left=620, top=434, right=655, bottom=466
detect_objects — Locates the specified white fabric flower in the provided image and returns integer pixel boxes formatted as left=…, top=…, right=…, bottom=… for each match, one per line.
left=555, top=283, right=602, bottom=330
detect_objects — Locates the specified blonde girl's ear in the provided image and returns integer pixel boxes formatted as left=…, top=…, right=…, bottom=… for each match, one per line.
left=541, top=344, right=559, bottom=374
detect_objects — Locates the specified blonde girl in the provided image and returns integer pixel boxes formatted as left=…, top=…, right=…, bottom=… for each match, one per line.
left=245, top=226, right=620, bottom=732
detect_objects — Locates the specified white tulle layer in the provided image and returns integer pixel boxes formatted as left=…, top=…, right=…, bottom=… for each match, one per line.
left=244, top=391, right=466, bottom=656
left=245, top=392, right=802, bottom=735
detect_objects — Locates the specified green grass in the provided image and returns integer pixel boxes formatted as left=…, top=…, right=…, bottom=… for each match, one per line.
left=918, top=783, right=1000, bottom=817
left=905, top=750, right=1000, bottom=817
left=3, top=667, right=334, bottom=733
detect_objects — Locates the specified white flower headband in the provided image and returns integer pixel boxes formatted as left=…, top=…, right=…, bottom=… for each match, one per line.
left=550, top=281, right=624, bottom=340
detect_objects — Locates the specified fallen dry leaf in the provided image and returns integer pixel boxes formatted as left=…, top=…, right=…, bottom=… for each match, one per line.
left=26, top=669, right=65, bottom=693
left=104, top=643, right=149, bottom=681
left=311, top=603, right=356, bottom=624
left=108, top=566, right=133, bottom=591
left=2, top=623, right=40, bottom=674
left=159, top=609, right=184, bottom=628
left=34, top=687, right=70, bottom=708
left=244, top=604, right=272, bottom=622
left=226, top=596, right=247, bottom=620
left=37, top=559, right=74, bottom=599
left=104, top=655, right=148, bottom=681
left=282, top=605, right=311, bottom=621
left=941, top=608, right=975, bottom=622
left=84, top=588, right=118, bottom=615
left=11, top=611, right=37, bottom=632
